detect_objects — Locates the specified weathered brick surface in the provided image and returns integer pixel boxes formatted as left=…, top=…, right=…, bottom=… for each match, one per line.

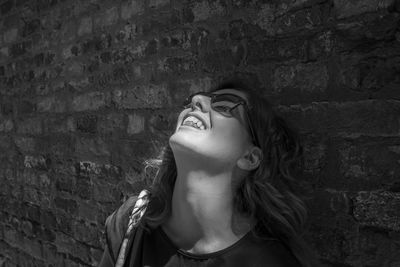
left=0, top=0, right=399, bottom=266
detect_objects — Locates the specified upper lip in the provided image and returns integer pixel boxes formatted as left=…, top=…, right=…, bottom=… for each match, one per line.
left=182, top=112, right=208, bottom=129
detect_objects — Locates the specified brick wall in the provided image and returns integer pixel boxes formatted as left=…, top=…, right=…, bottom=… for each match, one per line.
left=0, top=0, right=399, bottom=266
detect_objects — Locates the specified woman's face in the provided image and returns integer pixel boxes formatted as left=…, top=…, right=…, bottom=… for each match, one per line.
left=169, top=88, right=255, bottom=169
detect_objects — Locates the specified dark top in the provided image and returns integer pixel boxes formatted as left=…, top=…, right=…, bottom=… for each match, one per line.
left=98, top=196, right=301, bottom=267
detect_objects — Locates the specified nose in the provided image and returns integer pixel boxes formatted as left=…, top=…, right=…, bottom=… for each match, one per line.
left=191, top=94, right=211, bottom=112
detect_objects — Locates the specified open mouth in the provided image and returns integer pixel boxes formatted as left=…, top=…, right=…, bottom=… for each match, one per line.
left=181, top=114, right=207, bottom=130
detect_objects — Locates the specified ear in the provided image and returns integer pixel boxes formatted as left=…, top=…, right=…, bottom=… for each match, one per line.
left=236, top=146, right=263, bottom=171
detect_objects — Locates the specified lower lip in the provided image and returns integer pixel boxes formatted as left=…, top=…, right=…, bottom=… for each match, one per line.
left=179, top=124, right=204, bottom=130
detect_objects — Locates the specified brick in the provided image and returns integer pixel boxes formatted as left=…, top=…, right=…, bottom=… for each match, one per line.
left=113, top=84, right=170, bottom=109
left=77, top=201, right=97, bottom=222
left=32, top=223, right=55, bottom=242
left=76, top=161, right=102, bottom=177
left=24, top=155, right=50, bottom=170
left=254, top=4, right=277, bottom=35
left=43, top=116, right=75, bottom=133
left=307, top=222, right=358, bottom=264
left=192, top=0, right=226, bottom=22
left=98, top=113, right=124, bottom=136
left=278, top=100, right=400, bottom=136
left=72, top=221, right=101, bottom=246
left=127, top=113, right=145, bottom=134
left=66, top=61, right=84, bottom=76
left=302, top=135, right=400, bottom=192
left=93, top=181, right=118, bottom=203
left=116, top=23, right=138, bottom=42
left=130, top=40, right=147, bottom=58
left=65, top=77, right=90, bottom=91
left=302, top=137, right=327, bottom=175
left=121, top=0, right=145, bottom=20
left=3, top=28, right=18, bottom=43
left=76, top=178, right=92, bottom=200
left=337, top=139, right=400, bottom=190
left=40, top=210, right=57, bottom=230
left=6, top=231, right=42, bottom=259
left=75, top=137, right=110, bottom=157
left=61, top=20, right=77, bottom=42
left=54, top=197, right=78, bottom=214
left=22, top=19, right=41, bottom=37
left=353, top=191, right=400, bottom=231
left=21, top=220, right=34, bottom=237
left=16, top=117, right=42, bottom=135
left=90, top=248, right=104, bottom=267
left=336, top=14, right=400, bottom=45
left=38, top=173, right=50, bottom=188
left=37, top=96, right=67, bottom=113
left=100, top=51, right=111, bottom=63
left=228, top=20, right=264, bottom=40
left=81, top=34, right=112, bottom=53
left=77, top=17, right=92, bottom=36
left=10, top=42, right=28, bottom=57
left=42, top=243, right=64, bottom=265
left=55, top=232, right=90, bottom=263
left=149, top=0, right=170, bottom=8
left=0, top=47, right=9, bottom=58
left=359, top=56, right=400, bottom=91
left=95, top=7, right=119, bottom=29
left=273, top=61, right=328, bottom=93
left=148, top=111, right=176, bottom=135
left=308, top=31, right=335, bottom=60
left=13, top=136, right=36, bottom=154
left=72, top=92, right=107, bottom=112
left=145, top=39, right=158, bottom=56
left=247, top=37, right=308, bottom=64
left=76, top=114, right=97, bottom=134
left=56, top=174, right=76, bottom=193
left=23, top=203, right=41, bottom=222
left=111, top=47, right=137, bottom=63
left=255, top=3, right=325, bottom=36
left=334, top=0, right=395, bottom=19
left=22, top=188, right=41, bottom=206
left=276, top=6, right=325, bottom=34
left=61, top=45, right=74, bottom=59
left=0, top=118, right=13, bottom=132
left=1, top=0, right=13, bottom=15
left=158, top=55, right=197, bottom=74
left=89, top=65, right=133, bottom=88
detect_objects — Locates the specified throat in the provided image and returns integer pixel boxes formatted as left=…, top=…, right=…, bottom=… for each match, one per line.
left=163, top=180, right=254, bottom=254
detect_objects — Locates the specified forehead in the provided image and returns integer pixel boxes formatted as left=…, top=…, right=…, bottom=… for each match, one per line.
left=213, top=89, right=249, bottom=104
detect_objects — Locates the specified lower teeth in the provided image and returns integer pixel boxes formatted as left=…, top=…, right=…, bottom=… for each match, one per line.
left=184, top=122, right=200, bottom=129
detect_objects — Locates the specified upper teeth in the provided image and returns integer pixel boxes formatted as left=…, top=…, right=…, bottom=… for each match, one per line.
left=182, top=116, right=206, bottom=130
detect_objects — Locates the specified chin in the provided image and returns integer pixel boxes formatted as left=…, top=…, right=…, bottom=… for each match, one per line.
left=169, top=131, right=202, bottom=154
left=169, top=133, right=236, bottom=167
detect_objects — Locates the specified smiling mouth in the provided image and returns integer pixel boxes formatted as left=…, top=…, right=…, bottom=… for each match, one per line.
left=181, top=121, right=204, bottom=130
left=181, top=115, right=207, bottom=130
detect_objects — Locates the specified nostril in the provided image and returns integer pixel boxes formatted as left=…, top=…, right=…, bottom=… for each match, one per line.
left=193, top=100, right=202, bottom=111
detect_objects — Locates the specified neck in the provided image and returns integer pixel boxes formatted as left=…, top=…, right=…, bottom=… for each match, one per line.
left=162, top=154, right=253, bottom=254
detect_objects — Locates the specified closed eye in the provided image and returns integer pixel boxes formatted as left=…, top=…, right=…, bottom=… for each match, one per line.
left=213, top=105, right=231, bottom=112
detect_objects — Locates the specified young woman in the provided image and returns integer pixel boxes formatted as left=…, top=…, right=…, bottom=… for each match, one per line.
left=98, top=81, right=316, bottom=267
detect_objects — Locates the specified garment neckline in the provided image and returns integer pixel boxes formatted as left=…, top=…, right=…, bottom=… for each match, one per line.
left=157, top=226, right=253, bottom=260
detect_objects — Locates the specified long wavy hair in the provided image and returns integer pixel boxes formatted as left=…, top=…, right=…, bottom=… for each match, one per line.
left=142, top=81, right=316, bottom=267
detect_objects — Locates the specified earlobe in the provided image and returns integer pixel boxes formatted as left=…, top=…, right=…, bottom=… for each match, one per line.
left=237, top=147, right=262, bottom=171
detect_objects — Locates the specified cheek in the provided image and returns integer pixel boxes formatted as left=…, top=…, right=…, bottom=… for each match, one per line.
left=212, top=117, right=249, bottom=147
